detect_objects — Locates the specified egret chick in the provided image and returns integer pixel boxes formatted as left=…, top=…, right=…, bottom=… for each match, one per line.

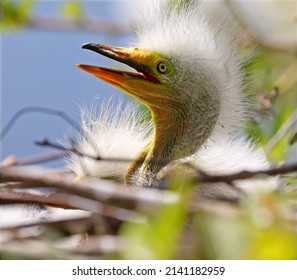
left=71, top=0, right=277, bottom=194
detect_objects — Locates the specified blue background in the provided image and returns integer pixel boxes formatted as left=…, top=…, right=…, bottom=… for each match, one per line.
left=1, top=1, right=138, bottom=166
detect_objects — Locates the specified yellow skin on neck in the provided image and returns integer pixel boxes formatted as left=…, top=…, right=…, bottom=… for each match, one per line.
left=109, top=51, right=182, bottom=184
left=78, top=45, right=219, bottom=185
left=78, top=47, right=182, bottom=184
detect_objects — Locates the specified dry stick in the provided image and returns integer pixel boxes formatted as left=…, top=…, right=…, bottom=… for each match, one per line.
left=0, top=106, right=105, bottom=164
left=194, top=162, right=297, bottom=185
left=36, top=139, right=104, bottom=161
left=16, top=151, right=67, bottom=165
left=36, top=138, right=172, bottom=167
left=34, top=139, right=297, bottom=182
left=0, top=214, right=91, bottom=232
left=0, top=166, right=178, bottom=208
left=0, top=190, right=144, bottom=223
left=0, top=106, right=79, bottom=142
left=265, top=107, right=297, bottom=153
left=0, top=152, right=67, bottom=168
left=1, top=161, right=297, bottom=202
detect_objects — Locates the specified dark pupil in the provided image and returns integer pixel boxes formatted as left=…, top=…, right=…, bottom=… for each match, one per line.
left=159, top=63, right=166, bottom=72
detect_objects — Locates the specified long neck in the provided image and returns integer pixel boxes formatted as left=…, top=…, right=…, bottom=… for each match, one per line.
left=125, top=87, right=221, bottom=186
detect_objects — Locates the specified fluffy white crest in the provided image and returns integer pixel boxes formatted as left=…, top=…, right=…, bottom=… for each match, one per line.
left=136, top=0, right=247, bottom=134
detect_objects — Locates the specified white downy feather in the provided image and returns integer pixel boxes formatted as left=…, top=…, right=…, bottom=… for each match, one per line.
left=66, top=100, right=152, bottom=180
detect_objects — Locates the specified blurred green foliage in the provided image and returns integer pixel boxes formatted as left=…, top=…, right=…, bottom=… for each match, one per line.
left=118, top=182, right=297, bottom=260
left=245, top=47, right=297, bottom=163
left=0, top=0, right=35, bottom=30
left=121, top=176, right=192, bottom=259
left=0, top=0, right=84, bottom=31
left=59, top=0, right=84, bottom=21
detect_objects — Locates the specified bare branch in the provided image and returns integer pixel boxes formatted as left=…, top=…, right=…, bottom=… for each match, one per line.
left=36, top=139, right=103, bottom=161
left=0, top=106, right=79, bottom=142
left=194, top=162, right=297, bottom=184
left=36, top=138, right=172, bottom=167
left=0, top=166, right=179, bottom=209
left=0, top=189, right=145, bottom=223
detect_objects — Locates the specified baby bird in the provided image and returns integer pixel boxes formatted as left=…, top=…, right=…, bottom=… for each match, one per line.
left=69, top=0, right=276, bottom=195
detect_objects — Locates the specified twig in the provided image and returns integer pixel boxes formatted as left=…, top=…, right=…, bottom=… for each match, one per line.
left=195, top=162, right=297, bottom=184
left=0, top=152, right=67, bottom=168
left=0, top=106, right=103, bottom=162
left=0, top=166, right=178, bottom=209
left=0, top=214, right=91, bottom=233
left=36, top=138, right=172, bottom=166
left=16, top=151, right=67, bottom=165
left=0, top=189, right=145, bottom=223
left=36, top=139, right=103, bottom=161
left=0, top=107, right=79, bottom=142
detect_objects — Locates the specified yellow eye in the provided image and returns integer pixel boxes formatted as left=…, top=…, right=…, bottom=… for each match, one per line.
left=157, top=62, right=168, bottom=73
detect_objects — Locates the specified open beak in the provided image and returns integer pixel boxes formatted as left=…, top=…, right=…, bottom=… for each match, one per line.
left=77, top=43, right=160, bottom=85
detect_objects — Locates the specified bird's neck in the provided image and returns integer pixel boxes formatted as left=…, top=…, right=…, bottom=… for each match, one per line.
left=125, top=92, right=221, bottom=186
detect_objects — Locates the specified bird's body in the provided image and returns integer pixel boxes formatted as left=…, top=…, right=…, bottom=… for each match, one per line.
left=70, top=0, right=277, bottom=193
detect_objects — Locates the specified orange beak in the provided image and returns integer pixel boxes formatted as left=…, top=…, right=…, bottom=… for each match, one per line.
left=77, top=43, right=160, bottom=85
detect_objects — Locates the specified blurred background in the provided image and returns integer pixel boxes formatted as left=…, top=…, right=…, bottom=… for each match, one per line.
left=1, top=1, right=140, bottom=163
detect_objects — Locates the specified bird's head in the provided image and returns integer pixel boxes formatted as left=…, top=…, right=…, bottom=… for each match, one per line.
left=77, top=42, right=221, bottom=184
left=77, top=43, right=186, bottom=120
left=76, top=0, right=244, bottom=185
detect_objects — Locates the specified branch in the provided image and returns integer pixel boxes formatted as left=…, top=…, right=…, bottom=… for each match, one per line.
left=0, top=152, right=67, bottom=168
left=194, top=162, right=297, bottom=184
left=36, top=138, right=172, bottom=166
left=0, top=189, right=144, bottom=223
left=0, top=106, right=79, bottom=142
left=35, top=139, right=103, bottom=161
left=0, top=106, right=107, bottom=163
left=0, top=166, right=178, bottom=209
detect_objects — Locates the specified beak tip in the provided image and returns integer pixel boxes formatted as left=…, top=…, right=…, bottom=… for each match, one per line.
left=82, top=43, right=92, bottom=49
left=82, top=43, right=102, bottom=52
left=76, top=64, right=86, bottom=71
